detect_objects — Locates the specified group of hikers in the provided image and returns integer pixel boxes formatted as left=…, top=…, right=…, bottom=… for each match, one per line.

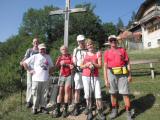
left=20, top=34, right=133, bottom=120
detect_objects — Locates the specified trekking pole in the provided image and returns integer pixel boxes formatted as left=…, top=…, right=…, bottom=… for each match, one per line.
left=20, top=66, right=25, bottom=111
left=87, top=65, right=95, bottom=120
left=90, top=66, right=96, bottom=114
left=71, top=69, right=75, bottom=104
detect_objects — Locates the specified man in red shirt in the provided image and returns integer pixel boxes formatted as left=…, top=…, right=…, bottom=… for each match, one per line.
left=103, top=35, right=133, bottom=120
left=52, top=45, right=74, bottom=118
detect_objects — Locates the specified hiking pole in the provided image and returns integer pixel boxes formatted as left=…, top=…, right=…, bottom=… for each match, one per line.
left=87, top=65, right=95, bottom=120
left=20, top=66, right=25, bottom=111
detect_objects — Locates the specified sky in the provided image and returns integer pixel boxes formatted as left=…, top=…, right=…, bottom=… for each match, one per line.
left=0, top=0, right=145, bottom=42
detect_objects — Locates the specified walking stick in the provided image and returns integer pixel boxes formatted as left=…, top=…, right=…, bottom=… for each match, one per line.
left=20, top=66, right=25, bottom=111
left=87, top=65, right=95, bottom=120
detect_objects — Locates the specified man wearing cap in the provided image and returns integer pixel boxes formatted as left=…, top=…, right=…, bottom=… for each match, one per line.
left=23, top=43, right=54, bottom=114
left=20, top=38, right=39, bottom=108
left=103, top=35, right=133, bottom=120
left=72, top=34, right=87, bottom=116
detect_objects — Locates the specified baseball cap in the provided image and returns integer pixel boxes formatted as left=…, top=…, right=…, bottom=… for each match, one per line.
left=38, top=43, right=46, bottom=49
left=108, top=35, right=117, bottom=41
left=77, top=35, right=85, bottom=41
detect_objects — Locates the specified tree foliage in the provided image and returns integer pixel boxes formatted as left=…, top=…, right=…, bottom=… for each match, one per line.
left=116, top=17, right=124, bottom=30
left=0, top=3, right=122, bottom=98
left=102, top=22, right=117, bottom=41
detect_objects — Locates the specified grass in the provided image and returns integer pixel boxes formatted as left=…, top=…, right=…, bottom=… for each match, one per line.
left=1, top=48, right=160, bottom=120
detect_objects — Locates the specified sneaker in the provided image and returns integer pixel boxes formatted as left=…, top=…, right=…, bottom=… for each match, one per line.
left=127, top=111, right=133, bottom=120
left=26, top=102, right=32, bottom=108
left=87, top=112, right=93, bottom=120
left=40, top=107, right=49, bottom=114
left=109, top=108, right=118, bottom=119
left=52, top=108, right=60, bottom=118
left=62, top=110, right=68, bottom=118
left=32, top=109, right=37, bottom=114
left=84, top=108, right=89, bottom=115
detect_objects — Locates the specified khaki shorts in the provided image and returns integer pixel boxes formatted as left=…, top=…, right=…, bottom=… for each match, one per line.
left=107, top=69, right=130, bottom=95
left=58, top=76, right=72, bottom=87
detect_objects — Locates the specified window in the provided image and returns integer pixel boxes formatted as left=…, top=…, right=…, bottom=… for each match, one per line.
left=157, top=39, right=160, bottom=45
left=148, top=42, right=151, bottom=47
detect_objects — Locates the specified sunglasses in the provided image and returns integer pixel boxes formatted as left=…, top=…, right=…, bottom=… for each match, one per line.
left=109, top=38, right=117, bottom=43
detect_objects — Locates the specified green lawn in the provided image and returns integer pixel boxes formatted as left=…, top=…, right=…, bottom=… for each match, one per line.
left=1, top=48, right=160, bottom=120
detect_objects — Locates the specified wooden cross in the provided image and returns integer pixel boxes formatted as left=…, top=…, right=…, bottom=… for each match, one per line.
left=49, top=0, right=86, bottom=47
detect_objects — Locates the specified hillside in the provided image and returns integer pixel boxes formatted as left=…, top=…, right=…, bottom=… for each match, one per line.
left=1, top=48, right=160, bottom=120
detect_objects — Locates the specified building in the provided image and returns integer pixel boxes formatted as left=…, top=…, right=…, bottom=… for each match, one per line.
left=130, top=0, right=160, bottom=49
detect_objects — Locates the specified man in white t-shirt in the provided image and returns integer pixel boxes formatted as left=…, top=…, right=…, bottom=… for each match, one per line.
left=20, top=38, right=39, bottom=108
left=23, top=43, right=54, bottom=114
left=72, top=35, right=87, bottom=116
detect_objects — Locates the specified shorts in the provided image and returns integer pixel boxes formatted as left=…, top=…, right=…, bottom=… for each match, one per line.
left=74, top=72, right=83, bottom=89
left=108, top=69, right=130, bottom=95
left=82, top=76, right=102, bottom=99
left=58, top=76, right=72, bottom=87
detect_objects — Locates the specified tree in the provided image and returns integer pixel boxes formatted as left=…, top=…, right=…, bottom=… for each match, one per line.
left=127, top=11, right=136, bottom=28
left=102, top=22, right=117, bottom=40
left=69, top=3, right=105, bottom=48
left=116, top=17, right=124, bottom=30
left=19, top=6, right=64, bottom=43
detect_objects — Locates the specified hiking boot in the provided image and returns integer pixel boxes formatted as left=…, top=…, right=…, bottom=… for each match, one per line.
left=40, top=107, right=49, bottom=114
left=127, top=111, right=133, bottom=120
left=73, top=103, right=80, bottom=116
left=109, top=108, right=118, bottom=119
left=84, top=107, right=89, bottom=115
left=62, top=109, right=68, bottom=118
left=73, top=107, right=80, bottom=116
left=87, top=111, right=93, bottom=120
left=32, top=108, right=37, bottom=114
left=52, top=108, right=60, bottom=118
left=97, top=109, right=106, bottom=120
left=26, top=102, right=32, bottom=108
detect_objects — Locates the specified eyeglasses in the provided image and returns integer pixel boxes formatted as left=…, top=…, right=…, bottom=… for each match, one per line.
left=109, top=38, right=117, bottom=43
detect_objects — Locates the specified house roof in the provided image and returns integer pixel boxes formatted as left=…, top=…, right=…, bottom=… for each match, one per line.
left=136, top=0, right=157, bottom=21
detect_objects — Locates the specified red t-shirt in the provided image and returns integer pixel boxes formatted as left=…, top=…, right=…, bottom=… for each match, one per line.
left=56, top=54, right=73, bottom=77
left=104, top=47, right=129, bottom=68
left=82, top=52, right=101, bottom=77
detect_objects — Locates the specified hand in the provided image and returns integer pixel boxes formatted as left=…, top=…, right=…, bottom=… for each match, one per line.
left=60, top=61, right=65, bottom=66
left=128, top=75, right=132, bottom=82
left=105, top=80, right=110, bottom=88
left=85, top=62, right=92, bottom=67
left=69, top=64, right=74, bottom=69
left=20, top=61, right=23, bottom=66
left=89, top=64, right=94, bottom=69
left=29, top=70, right=35, bottom=75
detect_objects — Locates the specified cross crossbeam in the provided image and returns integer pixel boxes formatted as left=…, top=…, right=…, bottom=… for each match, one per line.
left=49, top=0, right=86, bottom=47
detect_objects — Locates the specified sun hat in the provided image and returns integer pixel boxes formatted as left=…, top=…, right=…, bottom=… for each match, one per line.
left=108, top=35, right=117, bottom=41
left=38, top=43, right=46, bottom=49
left=77, top=35, right=85, bottom=41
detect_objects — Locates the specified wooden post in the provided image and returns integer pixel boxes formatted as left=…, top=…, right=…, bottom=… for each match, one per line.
left=150, top=62, right=154, bottom=79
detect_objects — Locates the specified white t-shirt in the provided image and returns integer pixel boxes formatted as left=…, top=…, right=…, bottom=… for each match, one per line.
left=73, top=46, right=86, bottom=66
left=24, top=53, right=53, bottom=82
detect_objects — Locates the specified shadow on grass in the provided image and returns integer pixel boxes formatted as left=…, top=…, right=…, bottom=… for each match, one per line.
left=118, top=94, right=155, bottom=118
left=131, top=94, right=155, bottom=117
left=101, top=90, right=155, bottom=119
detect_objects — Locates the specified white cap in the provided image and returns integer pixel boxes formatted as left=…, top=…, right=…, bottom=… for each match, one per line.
left=77, top=35, right=85, bottom=41
left=38, top=43, right=46, bottom=49
left=108, top=35, right=117, bottom=40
